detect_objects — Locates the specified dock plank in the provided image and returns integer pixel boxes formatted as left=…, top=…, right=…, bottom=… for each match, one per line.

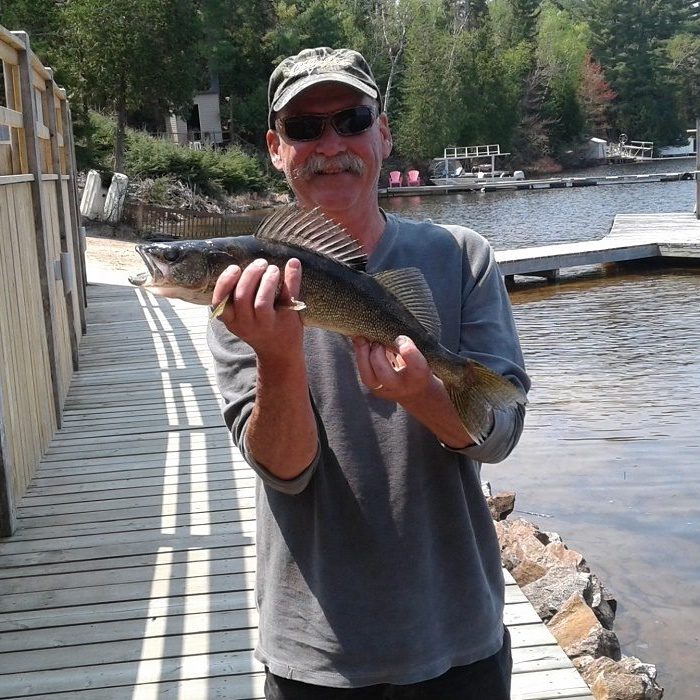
left=0, top=277, right=593, bottom=699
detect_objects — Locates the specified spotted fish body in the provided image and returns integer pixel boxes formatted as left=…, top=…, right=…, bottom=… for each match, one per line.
left=129, top=205, right=526, bottom=441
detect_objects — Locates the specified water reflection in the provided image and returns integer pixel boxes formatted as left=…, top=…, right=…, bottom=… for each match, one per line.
left=387, top=170, right=699, bottom=698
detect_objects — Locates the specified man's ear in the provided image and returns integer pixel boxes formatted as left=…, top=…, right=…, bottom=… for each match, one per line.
left=267, top=129, right=284, bottom=171
left=379, top=114, right=393, bottom=159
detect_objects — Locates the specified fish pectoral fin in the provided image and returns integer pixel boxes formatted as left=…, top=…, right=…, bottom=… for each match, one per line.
left=210, top=299, right=228, bottom=319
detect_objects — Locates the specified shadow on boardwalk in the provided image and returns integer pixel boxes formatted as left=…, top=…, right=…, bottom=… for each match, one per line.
left=0, top=282, right=260, bottom=699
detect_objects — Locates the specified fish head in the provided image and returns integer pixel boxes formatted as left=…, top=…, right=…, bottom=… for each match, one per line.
left=129, top=239, right=237, bottom=304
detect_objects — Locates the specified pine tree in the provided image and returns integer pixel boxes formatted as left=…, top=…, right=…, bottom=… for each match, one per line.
left=586, top=0, right=685, bottom=144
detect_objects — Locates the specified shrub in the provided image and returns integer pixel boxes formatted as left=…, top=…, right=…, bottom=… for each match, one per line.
left=77, top=112, right=268, bottom=194
left=124, top=129, right=267, bottom=194
left=73, top=110, right=116, bottom=171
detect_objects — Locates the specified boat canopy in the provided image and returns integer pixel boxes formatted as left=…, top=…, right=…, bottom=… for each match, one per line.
left=431, top=144, right=512, bottom=180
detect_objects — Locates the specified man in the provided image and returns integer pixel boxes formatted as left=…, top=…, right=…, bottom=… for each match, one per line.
left=207, top=47, right=530, bottom=699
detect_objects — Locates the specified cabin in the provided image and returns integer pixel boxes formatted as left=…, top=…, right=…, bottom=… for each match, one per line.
left=164, top=83, right=224, bottom=148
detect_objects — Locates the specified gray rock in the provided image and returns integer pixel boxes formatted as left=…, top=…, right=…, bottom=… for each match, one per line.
left=577, top=654, right=663, bottom=699
left=522, top=565, right=591, bottom=620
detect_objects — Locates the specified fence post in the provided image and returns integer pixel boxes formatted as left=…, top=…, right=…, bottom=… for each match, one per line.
left=0, top=384, right=17, bottom=537
left=13, top=31, right=62, bottom=426
left=62, top=102, right=88, bottom=329
left=135, top=201, right=144, bottom=231
left=45, top=70, right=79, bottom=371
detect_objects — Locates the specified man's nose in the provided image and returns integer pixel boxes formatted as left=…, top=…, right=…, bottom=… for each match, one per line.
left=314, top=123, right=347, bottom=155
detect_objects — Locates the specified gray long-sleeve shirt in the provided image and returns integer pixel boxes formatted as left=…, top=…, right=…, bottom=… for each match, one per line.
left=207, top=213, right=530, bottom=687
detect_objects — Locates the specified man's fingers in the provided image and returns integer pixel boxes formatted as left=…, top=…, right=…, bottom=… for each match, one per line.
left=234, top=258, right=268, bottom=310
left=282, top=258, right=302, bottom=302
left=352, top=337, right=381, bottom=389
left=211, top=264, right=241, bottom=307
left=254, top=264, right=280, bottom=316
left=394, top=335, right=426, bottom=371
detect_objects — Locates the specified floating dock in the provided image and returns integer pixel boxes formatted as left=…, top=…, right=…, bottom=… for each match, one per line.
left=379, top=170, right=698, bottom=197
left=0, top=274, right=593, bottom=699
left=497, top=212, right=700, bottom=281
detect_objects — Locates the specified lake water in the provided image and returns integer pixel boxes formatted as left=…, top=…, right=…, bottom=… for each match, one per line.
left=384, top=158, right=699, bottom=699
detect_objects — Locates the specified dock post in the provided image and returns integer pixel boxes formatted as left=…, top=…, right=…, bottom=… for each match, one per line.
left=695, top=117, right=699, bottom=219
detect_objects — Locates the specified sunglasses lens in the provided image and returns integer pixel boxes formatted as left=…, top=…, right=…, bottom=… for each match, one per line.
left=333, top=106, right=375, bottom=136
left=282, top=116, right=325, bottom=141
left=280, top=106, right=377, bottom=141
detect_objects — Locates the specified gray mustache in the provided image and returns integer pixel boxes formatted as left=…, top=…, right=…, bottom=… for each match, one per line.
left=294, top=154, right=365, bottom=179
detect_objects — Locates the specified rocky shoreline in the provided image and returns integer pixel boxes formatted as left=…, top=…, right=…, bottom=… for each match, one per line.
left=484, top=485, right=664, bottom=699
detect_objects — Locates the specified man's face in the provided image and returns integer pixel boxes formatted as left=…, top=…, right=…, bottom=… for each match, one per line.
left=267, top=83, right=392, bottom=216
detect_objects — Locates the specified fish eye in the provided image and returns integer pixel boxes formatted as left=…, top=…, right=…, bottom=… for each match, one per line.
left=162, top=248, right=180, bottom=262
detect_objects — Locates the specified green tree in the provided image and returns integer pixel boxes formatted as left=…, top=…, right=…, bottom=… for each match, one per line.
left=536, top=1, right=589, bottom=151
left=0, top=0, right=62, bottom=65
left=666, top=32, right=700, bottom=127
left=198, top=0, right=275, bottom=147
left=394, top=0, right=515, bottom=159
left=490, top=0, right=541, bottom=47
left=62, top=0, right=203, bottom=172
left=586, top=0, right=686, bottom=144
left=393, top=0, right=455, bottom=159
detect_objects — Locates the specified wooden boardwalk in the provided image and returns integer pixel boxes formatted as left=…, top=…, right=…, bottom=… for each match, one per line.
left=497, top=211, right=700, bottom=280
left=0, top=275, right=593, bottom=698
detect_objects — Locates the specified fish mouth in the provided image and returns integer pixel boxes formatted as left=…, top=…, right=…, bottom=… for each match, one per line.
left=129, top=245, right=163, bottom=287
left=128, top=271, right=149, bottom=286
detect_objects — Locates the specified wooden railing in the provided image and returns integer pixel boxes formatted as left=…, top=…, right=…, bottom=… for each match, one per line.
left=0, top=26, right=84, bottom=536
left=123, top=201, right=265, bottom=239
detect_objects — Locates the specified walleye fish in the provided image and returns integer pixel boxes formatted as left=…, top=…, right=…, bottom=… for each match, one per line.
left=129, top=205, right=526, bottom=442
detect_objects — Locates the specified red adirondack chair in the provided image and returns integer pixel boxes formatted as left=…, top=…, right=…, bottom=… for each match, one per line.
left=406, top=169, right=421, bottom=186
left=388, top=170, right=403, bottom=187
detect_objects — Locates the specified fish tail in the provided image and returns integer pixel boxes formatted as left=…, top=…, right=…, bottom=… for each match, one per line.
left=445, top=361, right=526, bottom=444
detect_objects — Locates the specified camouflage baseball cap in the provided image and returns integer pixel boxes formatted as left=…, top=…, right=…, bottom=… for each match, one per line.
left=268, top=47, right=381, bottom=129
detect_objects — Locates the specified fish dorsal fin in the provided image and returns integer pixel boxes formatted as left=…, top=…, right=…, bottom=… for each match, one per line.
left=374, top=268, right=442, bottom=339
left=255, top=205, right=367, bottom=271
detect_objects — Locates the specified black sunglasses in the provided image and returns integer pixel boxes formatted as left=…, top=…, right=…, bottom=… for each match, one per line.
left=277, top=105, right=378, bottom=142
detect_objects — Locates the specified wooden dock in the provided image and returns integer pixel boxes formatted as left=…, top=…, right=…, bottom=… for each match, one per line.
left=497, top=212, right=700, bottom=281
left=0, top=276, right=593, bottom=699
left=378, top=169, right=698, bottom=197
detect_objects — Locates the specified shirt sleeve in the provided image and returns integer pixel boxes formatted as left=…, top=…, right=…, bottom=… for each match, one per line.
left=439, top=225, right=531, bottom=463
left=206, top=315, right=319, bottom=493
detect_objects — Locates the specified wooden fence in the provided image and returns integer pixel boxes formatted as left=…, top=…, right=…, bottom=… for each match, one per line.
left=0, top=27, right=85, bottom=536
left=123, top=201, right=265, bottom=239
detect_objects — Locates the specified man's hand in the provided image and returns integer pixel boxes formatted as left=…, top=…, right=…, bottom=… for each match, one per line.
left=352, top=335, right=472, bottom=449
left=212, top=258, right=304, bottom=362
left=352, top=335, right=432, bottom=401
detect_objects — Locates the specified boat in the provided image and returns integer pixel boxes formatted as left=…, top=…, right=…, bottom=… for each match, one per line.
left=428, top=144, right=525, bottom=186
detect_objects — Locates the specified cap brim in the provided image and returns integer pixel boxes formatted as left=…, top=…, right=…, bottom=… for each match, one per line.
left=270, top=73, right=379, bottom=120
